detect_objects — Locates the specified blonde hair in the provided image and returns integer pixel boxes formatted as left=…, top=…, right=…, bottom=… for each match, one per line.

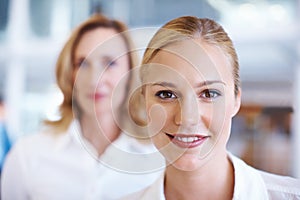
left=45, top=14, right=138, bottom=132
left=141, top=16, right=240, bottom=96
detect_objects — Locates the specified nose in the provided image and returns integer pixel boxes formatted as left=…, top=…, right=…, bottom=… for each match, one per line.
left=89, top=63, right=108, bottom=86
left=174, top=94, right=199, bottom=126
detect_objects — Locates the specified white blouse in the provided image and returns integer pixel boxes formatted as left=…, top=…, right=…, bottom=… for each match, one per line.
left=1, top=120, right=165, bottom=200
left=122, top=153, right=300, bottom=200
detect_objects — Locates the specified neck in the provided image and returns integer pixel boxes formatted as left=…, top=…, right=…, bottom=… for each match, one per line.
left=165, top=151, right=234, bottom=200
left=79, top=113, right=120, bottom=156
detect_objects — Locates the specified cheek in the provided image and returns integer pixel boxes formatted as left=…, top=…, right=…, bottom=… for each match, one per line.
left=104, top=65, right=129, bottom=88
left=73, top=69, right=91, bottom=89
left=104, top=67, right=130, bottom=100
left=195, top=103, right=221, bottom=132
left=109, top=76, right=128, bottom=96
left=110, top=72, right=130, bottom=115
left=196, top=100, right=230, bottom=136
left=146, top=102, right=169, bottom=137
left=151, top=133, right=167, bottom=151
left=207, top=98, right=235, bottom=138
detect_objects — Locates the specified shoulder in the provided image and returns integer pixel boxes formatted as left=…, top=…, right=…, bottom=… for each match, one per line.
left=259, top=170, right=300, bottom=198
left=1, top=131, right=54, bottom=185
left=228, top=153, right=300, bottom=199
left=12, top=130, right=60, bottom=149
left=120, top=187, right=149, bottom=200
left=7, top=127, right=69, bottom=160
left=2, top=128, right=72, bottom=181
left=120, top=184, right=159, bottom=200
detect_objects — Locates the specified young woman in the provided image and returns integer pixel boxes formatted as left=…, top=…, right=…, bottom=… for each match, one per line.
left=1, top=14, right=163, bottom=200
left=125, top=16, right=300, bottom=199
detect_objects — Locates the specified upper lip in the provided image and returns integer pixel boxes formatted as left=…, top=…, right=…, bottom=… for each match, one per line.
left=165, top=132, right=210, bottom=141
left=89, top=93, right=107, bottom=98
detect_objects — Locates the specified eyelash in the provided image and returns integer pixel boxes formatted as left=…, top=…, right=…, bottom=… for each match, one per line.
left=200, top=89, right=221, bottom=101
left=74, top=59, right=117, bottom=69
left=155, top=90, right=177, bottom=100
left=106, top=60, right=117, bottom=67
left=155, top=89, right=221, bottom=101
left=74, top=59, right=88, bottom=68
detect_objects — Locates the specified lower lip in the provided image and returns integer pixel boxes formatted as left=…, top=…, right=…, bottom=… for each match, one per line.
left=168, top=136, right=208, bottom=149
left=90, top=94, right=106, bottom=100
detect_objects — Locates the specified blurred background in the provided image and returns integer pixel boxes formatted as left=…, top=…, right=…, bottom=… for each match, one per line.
left=0, top=0, right=300, bottom=177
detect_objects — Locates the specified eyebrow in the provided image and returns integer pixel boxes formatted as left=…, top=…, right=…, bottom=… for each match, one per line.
left=151, top=80, right=226, bottom=88
left=196, top=80, right=226, bottom=87
left=102, top=55, right=114, bottom=60
left=151, top=82, right=176, bottom=88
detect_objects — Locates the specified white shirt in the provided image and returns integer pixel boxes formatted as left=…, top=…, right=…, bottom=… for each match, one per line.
left=1, top=120, right=165, bottom=200
left=122, top=153, right=300, bottom=200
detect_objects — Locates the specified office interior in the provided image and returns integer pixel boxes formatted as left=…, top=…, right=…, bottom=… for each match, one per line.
left=0, top=0, right=300, bottom=178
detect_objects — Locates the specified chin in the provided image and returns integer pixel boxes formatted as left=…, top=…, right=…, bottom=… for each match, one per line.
left=95, top=108, right=112, bottom=116
left=165, top=153, right=206, bottom=172
left=169, top=153, right=207, bottom=172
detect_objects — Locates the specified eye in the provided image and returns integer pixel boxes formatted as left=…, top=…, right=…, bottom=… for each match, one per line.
left=104, top=58, right=117, bottom=68
left=200, top=89, right=221, bottom=100
left=107, top=60, right=117, bottom=67
left=74, top=58, right=89, bottom=68
left=155, top=90, right=177, bottom=99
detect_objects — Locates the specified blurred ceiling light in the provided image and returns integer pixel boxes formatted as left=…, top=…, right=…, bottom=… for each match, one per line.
left=269, top=4, right=287, bottom=22
left=206, top=0, right=292, bottom=25
left=238, top=3, right=258, bottom=21
left=206, top=0, right=231, bottom=11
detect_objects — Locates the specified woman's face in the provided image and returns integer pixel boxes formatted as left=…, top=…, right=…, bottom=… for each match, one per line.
left=73, top=28, right=130, bottom=118
left=143, top=39, right=241, bottom=171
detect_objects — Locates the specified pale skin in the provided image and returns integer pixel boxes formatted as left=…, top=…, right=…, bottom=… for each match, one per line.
left=142, top=38, right=241, bottom=199
left=73, top=28, right=130, bottom=156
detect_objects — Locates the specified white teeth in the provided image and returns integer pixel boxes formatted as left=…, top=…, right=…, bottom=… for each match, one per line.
left=175, top=136, right=199, bottom=143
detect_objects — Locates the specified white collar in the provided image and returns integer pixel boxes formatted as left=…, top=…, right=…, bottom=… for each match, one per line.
left=228, top=153, right=269, bottom=199
left=54, top=120, right=97, bottom=157
left=141, top=153, right=269, bottom=200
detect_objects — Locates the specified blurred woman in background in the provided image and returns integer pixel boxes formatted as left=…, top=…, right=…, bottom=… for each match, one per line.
left=1, top=14, right=163, bottom=200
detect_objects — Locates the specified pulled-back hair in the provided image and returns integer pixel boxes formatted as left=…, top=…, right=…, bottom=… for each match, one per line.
left=141, top=16, right=240, bottom=96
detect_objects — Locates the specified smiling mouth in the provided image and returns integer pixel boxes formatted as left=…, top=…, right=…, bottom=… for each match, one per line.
left=165, top=133, right=209, bottom=148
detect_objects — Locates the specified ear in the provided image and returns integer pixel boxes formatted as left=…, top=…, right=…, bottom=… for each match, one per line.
left=232, top=89, right=241, bottom=117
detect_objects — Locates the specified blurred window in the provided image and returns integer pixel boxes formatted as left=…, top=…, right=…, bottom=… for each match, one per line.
left=0, top=0, right=9, bottom=38
left=29, top=0, right=90, bottom=38
left=29, top=0, right=53, bottom=37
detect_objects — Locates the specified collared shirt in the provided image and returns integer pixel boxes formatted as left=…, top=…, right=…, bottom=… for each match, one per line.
left=122, top=153, right=300, bottom=200
left=1, top=120, right=165, bottom=200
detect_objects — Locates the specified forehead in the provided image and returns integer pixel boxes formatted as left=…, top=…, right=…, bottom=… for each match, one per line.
left=143, top=39, right=232, bottom=85
left=75, top=27, right=128, bottom=57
